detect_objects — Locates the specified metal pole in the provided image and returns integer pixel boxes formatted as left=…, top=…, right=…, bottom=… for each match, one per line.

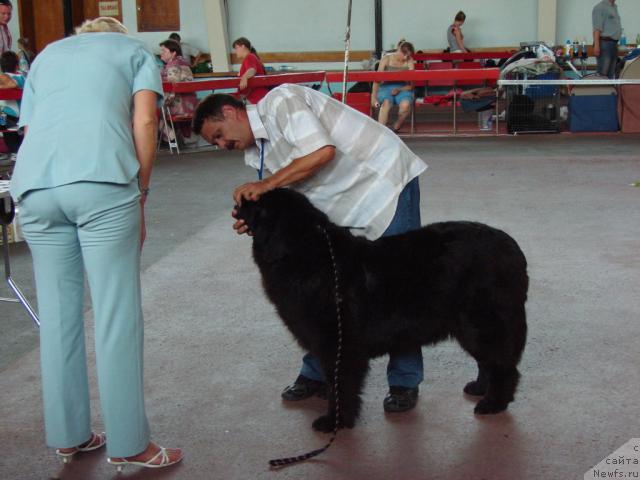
left=374, top=0, right=382, bottom=59
left=341, top=0, right=353, bottom=103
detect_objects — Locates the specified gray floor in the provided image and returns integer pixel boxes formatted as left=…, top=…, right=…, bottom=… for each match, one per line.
left=1, top=135, right=639, bottom=480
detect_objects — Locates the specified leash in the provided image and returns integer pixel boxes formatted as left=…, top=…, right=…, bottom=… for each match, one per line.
left=268, top=226, right=343, bottom=468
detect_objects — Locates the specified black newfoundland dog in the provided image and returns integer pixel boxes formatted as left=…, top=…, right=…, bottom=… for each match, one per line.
left=235, top=188, right=528, bottom=433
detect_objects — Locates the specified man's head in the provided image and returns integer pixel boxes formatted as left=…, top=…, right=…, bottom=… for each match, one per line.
left=0, top=50, right=18, bottom=73
left=192, top=94, right=255, bottom=151
left=169, top=32, right=181, bottom=42
left=0, top=0, right=12, bottom=26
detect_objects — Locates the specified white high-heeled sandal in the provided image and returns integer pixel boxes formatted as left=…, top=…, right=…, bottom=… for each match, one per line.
left=55, top=432, right=106, bottom=464
left=107, top=446, right=183, bottom=472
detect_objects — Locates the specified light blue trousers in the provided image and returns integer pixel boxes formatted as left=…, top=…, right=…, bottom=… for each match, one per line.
left=18, top=181, right=150, bottom=457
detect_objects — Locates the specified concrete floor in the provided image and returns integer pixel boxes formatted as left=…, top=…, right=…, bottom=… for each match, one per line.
left=1, top=134, right=639, bottom=480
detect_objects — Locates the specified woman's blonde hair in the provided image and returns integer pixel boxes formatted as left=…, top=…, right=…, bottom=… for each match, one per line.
left=76, top=17, right=128, bottom=35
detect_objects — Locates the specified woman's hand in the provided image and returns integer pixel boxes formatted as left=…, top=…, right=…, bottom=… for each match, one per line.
left=372, top=98, right=380, bottom=108
left=239, top=76, right=248, bottom=90
left=140, top=203, right=147, bottom=249
left=391, top=88, right=400, bottom=96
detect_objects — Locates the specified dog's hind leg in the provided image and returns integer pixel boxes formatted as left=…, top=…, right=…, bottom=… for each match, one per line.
left=474, top=364, right=520, bottom=415
left=464, top=361, right=489, bottom=397
left=312, top=354, right=369, bottom=433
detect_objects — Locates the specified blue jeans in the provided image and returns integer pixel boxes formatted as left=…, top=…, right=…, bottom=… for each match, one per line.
left=300, top=176, right=424, bottom=388
left=597, top=39, right=618, bottom=79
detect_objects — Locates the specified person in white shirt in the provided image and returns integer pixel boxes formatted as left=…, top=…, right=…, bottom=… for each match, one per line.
left=193, top=83, right=429, bottom=412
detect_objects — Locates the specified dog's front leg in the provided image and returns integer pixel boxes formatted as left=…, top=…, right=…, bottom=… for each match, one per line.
left=312, top=353, right=370, bottom=433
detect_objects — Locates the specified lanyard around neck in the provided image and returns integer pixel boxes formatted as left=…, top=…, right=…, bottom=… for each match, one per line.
left=257, top=138, right=265, bottom=180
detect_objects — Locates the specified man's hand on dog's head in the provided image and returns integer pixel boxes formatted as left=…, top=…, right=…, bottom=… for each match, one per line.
left=231, top=208, right=253, bottom=236
left=233, top=180, right=273, bottom=205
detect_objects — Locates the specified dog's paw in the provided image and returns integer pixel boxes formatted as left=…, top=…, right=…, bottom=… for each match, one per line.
left=312, top=415, right=337, bottom=433
left=473, top=398, right=508, bottom=415
left=464, top=380, right=487, bottom=397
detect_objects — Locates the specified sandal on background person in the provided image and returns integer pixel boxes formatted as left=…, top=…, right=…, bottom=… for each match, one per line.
left=55, top=432, right=106, bottom=464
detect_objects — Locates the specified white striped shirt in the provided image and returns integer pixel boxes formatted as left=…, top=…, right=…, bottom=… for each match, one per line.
left=245, top=84, right=427, bottom=240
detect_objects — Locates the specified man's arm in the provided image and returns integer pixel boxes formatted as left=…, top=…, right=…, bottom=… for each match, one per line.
left=233, top=145, right=336, bottom=204
left=592, top=6, right=603, bottom=57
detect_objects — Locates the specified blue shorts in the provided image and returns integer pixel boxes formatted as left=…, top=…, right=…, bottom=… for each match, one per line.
left=377, top=83, right=413, bottom=105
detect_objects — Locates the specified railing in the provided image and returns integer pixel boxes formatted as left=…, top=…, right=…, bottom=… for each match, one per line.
left=413, top=51, right=515, bottom=62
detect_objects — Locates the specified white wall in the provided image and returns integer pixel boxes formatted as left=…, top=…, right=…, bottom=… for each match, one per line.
left=7, top=0, right=638, bottom=60
left=383, top=0, right=539, bottom=51
left=557, top=0, right=640, bottom=45
left=227, top=0, right=375, bottom=52
left=226, top=0, right=539, bottom=53
left=120, top=0, right=209, bottom=55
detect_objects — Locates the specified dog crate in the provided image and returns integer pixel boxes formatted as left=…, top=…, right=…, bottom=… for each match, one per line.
left=503, top=68, right=562, bottom=134
left=569, top=76, right=619, bottom=132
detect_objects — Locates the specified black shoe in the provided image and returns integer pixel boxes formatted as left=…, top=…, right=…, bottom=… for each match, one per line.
left=281, top=375, right=327, bottom=401
left=383, top=386, right=419, bottom=413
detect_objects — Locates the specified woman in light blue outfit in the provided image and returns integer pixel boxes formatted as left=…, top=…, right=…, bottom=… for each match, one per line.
left=371, top=41, right=415, bottom=133
left=10, top=17, right=183, bottom=471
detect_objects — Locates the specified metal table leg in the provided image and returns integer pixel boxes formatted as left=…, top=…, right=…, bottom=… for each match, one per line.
left=1, top=196, right=40, bottom=327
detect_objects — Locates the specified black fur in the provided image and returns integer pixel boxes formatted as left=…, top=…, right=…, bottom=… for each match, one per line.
left=235, top=188, right=528, bottom=432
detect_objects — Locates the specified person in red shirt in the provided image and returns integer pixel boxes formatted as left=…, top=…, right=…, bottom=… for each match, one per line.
left=233, top=37, right=269, bottom=104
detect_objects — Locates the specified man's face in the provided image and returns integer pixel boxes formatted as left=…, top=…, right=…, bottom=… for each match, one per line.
left=0, top=5, right=12, bottom=26
left=199, top=106, right=255, bottom=151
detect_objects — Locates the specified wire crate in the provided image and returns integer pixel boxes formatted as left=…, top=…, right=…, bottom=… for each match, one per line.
left=503, top=71, right=562, bottom=134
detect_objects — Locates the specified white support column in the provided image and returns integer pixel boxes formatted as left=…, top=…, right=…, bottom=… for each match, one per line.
left=202, top=0, right=231, bottom=72
left=538, top=0, right=558, bottom=46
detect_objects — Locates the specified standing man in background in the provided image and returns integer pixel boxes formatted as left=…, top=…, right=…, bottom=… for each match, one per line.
left=592, top=0, right=622, bottom=79
left=0, top=0, right=12, bottom=54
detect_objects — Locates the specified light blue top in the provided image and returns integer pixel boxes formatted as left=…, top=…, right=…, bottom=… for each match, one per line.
left=11, top=32, right=163, bottom=201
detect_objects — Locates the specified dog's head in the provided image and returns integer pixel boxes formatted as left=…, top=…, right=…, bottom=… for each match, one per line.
left=235, top=188, right=330, bottom=263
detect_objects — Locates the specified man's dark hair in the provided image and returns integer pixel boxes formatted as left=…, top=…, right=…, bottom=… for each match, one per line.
left=169, top=32, right=180, bottom=42
left=159, top=39, right=182, bottom=57
left=192, top=94, right=245, bottom=135
left=0, top=51, right=18, bottom=73
left=0, top=1, right=12, bottom=7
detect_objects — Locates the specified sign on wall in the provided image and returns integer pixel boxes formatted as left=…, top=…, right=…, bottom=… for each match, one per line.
left=98, top=1, right=120, bottom=17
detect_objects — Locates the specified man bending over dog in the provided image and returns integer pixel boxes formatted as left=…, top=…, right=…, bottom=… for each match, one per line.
left=192, top=84, right=428, bottom=413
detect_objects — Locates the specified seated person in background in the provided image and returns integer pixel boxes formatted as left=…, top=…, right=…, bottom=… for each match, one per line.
left=371, top=41, right=415, bottom=133
left=17, top=37, right=34, bottom=74
left=158, top=39, right=198, bottom=144
left=232, top=37, right=269, bottom=105
left=447, top=11, right=469, bottom=53
left=168, top=32, right=200, bottom=67
left=0, top=50, right=25, bottom=154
